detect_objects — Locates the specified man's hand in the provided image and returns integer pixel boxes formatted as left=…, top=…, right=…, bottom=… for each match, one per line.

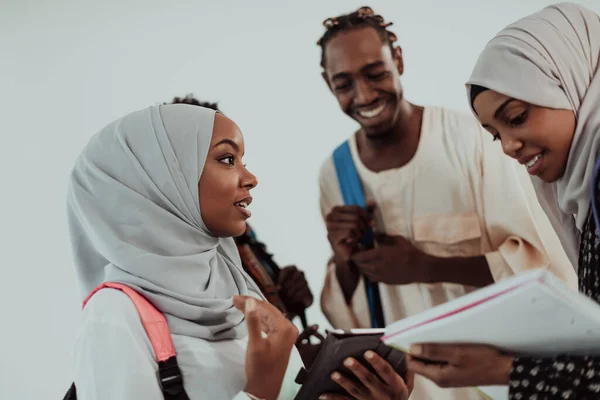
left=325, top=204, right=375, bottom=265
left=295, top=324, right=324, bottom=369
left=350, top=234, right=430, bottom=285
left=278, top=265, right=314, bottom=316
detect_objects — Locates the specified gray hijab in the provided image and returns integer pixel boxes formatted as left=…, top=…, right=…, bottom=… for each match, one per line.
left=466, top=2, right=600, bottom=267
left=67, top=104, right=263, bottom=340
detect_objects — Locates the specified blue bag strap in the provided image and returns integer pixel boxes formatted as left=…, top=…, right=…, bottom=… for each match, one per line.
left=332, top=140, right=385, bottom=328
left=592, top=153, right=600, bottom=237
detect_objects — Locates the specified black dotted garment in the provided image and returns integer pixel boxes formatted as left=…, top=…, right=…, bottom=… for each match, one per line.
left=509, top=195, right=600, bottom=399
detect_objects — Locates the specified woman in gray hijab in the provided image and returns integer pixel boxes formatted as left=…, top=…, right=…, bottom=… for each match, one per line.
left=405, top=3, right=600, bottom=399
left=68, top=103, right=411, bottom=400
left=68, top=103, right=303, bottom=399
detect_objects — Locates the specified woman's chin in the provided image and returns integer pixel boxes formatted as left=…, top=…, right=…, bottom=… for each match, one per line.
left=208, top=221, right=247, bottom=239
left=228, top=222, right=248, bottom=238
left=539, top=167, right=563, bottom=183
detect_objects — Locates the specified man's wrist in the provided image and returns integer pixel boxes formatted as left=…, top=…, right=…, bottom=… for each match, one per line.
left=418, top=253, right=439, bottom=284
left=417, top=253, right=493, bottom=287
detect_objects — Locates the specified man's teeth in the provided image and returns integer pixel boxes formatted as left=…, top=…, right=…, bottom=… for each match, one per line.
left=358, top=103, right=386, bottom=119
left=526, top=154, right=542, bottom=169
left=237, top=202, right=248, bottom=208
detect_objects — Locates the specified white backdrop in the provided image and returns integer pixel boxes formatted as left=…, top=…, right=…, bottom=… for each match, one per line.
left=2, top=0, right=598, bottom=398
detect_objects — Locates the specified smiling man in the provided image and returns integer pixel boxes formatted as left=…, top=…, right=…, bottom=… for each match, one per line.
left=316, top=6, right=577, bottom=400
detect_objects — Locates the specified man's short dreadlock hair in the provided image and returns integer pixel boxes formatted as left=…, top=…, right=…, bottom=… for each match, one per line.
left=170, top=94, right=221, bottom=113
left=317, top=6, right=398, bottom=69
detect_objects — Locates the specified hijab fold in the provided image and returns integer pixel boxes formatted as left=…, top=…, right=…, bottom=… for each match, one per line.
left=466, top=2, right=600, bottom=266
left=67, top=104, right=263, bottom=340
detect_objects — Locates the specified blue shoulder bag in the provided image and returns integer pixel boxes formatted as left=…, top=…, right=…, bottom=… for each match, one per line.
left=332, top=141, right=385, bottom=328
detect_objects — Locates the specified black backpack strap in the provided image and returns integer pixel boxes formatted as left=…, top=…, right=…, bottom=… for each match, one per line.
left=159, top=356, right=189, bottom=400
left=62, top=383, right=77, bottom=400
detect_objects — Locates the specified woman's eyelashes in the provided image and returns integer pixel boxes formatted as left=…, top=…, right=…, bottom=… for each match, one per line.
left=218, top=155, right=235, bottom=166
left=217, top=155, right=247, bottom=169
left=508, top=111, right=528, bottom=127
left=491, top=109, right=528, bottom=142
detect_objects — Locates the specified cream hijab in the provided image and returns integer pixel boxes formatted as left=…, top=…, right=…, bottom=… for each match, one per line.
left=67, top=104, right=263, bottom=340
left=467, top=2, right=600, bottom=266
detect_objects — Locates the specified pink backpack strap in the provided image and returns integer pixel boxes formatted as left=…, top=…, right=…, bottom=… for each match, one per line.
left=83, top=282, right=176, bottom=362
left=82, top=282, right=188, bottom=399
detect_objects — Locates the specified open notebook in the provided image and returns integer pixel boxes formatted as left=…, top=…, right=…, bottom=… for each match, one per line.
left=383, top=268, right=600, bottom=356
left=382, top=269, right=600, bottom=400
left=382, top=269, right=600, bottom=356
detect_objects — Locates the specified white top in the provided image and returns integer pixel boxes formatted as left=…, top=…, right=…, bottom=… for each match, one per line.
left=319, top=106, right=577, bottom=400
left=73, top=289, right=303, bottom=400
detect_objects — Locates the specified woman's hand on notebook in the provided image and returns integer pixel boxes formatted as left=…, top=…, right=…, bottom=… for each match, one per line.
left=319, top=351, right=413, bottom=400
left=406, top=343, right=513, bottom=388
left=234, top=296, right=299, bottom=400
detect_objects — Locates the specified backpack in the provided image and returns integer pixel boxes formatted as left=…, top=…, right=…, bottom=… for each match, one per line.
left=63, top=282, right=189, bottom=400
left=236, top=225, right=309, bottom=328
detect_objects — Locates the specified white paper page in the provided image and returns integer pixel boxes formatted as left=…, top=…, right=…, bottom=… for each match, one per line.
left=383, top=270, right=600, bottom=356
left=478, top=386, right=508, bottom=400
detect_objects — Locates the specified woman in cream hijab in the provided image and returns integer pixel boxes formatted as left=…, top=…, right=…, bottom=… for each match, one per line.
left=406, top=3, right=600, bottom=399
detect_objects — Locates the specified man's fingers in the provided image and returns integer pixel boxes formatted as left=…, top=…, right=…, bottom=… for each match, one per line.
left=326, top=225, right=363, bottom=242
left=326, top=209, right=367, bottom=227
left=366, top=200, right=377, bottom=213
left=358, top=267, right=381, bottom=283
left=329, top=205, right=369, bottom=216
left=374, top=233, right=398, bottom=245
left=350, top=251, right=382, bottom=281
left=284, top=287, right=312, bottom=305
left=326, top=220, right=367, bottom=238
left=326, top=215, right=365, bottom=230
left=281, top=277, right=308, bottom=294
left=327, top=206, right=372, bottom=227
left=302, top=294, right=314, bottom=307
left=297, top=324, right=319, bottom=341
left=350, top=248, right=380, bottom=263
left=284, top=269, right=306, bottom=284
left=278, top=266, right=296, bottom=282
